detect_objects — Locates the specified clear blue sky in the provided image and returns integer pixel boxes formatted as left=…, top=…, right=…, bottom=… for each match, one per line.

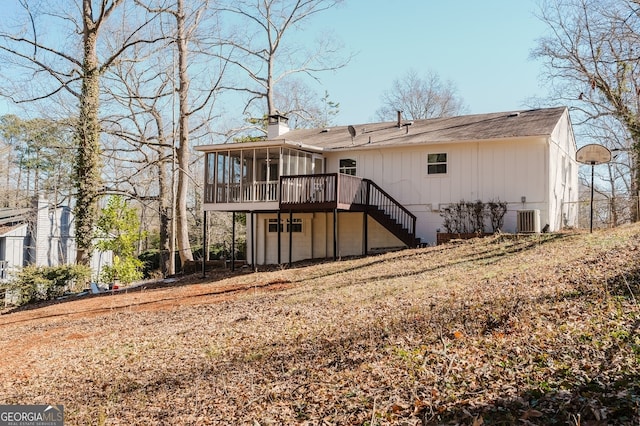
left=306, top=0, right=549, bottom=126
left=0, top=1, right=550, bottom=126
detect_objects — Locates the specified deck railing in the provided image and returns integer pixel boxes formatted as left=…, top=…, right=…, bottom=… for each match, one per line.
left=205, top=180, right=279, bottom=203
left=280, top=173, right=337, bottom=206
left=204, top=173, right=416, bottom=241
left=365, top=179, right=416, bottom=237
left=280, top=173, right=416, bottom=237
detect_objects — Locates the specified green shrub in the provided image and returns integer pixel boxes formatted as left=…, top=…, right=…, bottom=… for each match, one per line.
left=2, top=264, right=91, bottom=306
left=100, top=255, right=144, bottom=284
left=95, top=196, right=145, bottom=284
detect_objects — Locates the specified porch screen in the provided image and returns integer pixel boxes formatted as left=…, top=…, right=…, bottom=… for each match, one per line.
left=282, top=149, right=313, bottom=175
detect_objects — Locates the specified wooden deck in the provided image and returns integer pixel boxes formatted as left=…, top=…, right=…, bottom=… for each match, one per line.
left=280, top=174, right=418, bottom=247
left=204, top=173, right=419, bottom=247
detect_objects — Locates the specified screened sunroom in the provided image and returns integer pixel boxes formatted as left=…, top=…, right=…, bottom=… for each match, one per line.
left=198, top=142, right=325, bottom=210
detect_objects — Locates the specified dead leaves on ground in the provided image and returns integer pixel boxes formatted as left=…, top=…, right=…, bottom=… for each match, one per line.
left=1, top=227, right=640, bottom=424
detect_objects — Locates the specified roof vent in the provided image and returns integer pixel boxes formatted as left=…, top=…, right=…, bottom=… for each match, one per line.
left=321, top=128, right=330, bottom=133
left=508, top=112, right=521, bottom=118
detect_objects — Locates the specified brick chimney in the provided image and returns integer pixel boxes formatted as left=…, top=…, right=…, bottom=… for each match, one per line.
left=267, top=114, right=290, bottom=139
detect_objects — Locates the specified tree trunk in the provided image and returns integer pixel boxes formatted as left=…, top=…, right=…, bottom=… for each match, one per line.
left=633, top=145, right=640, bottom=222
left=267, top=52, right=275, bottom=115
left=175, top=0, right=193, bottom=266
left=74, top=4, right=103, bottom=265
left=158, top=159, right=173, bottom=275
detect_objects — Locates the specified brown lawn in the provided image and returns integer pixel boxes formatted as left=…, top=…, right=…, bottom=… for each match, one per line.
left=1, top=225, right=639, bottom=425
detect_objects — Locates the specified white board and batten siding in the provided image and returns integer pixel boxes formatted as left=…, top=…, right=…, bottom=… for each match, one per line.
left=1, top=224, right=28, bottom=277
left=548, top=110, right=579, bottom=231
left=323, top=134, right=576, bottom=245
left=248, top=212, right=404, bottom=265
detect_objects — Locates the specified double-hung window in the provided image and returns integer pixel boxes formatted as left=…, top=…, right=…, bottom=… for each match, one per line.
left=427, top=153, right=447, bottom=175
left=339, top=159, right=357, bottom=176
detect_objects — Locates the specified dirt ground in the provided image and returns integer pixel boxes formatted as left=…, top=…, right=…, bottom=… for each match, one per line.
left=0, top=270, right=292, bottom=374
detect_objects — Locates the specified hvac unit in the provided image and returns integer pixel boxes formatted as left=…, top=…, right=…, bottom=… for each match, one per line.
left=517, top=209, right=541, bottom=233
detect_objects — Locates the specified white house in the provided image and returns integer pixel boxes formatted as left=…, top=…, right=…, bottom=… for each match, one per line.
left=0, top=196, right=112, bottom=282
left=195, top=107, right=579, bottom=266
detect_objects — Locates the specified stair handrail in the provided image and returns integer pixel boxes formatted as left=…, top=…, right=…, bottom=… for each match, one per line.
left=363, top=179, right=416, bottom=235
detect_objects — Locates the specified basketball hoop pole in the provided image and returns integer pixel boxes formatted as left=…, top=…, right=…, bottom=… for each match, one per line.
left=576, top=144, right=611, bottom=234
left=590, top=162, right=595, bottom=233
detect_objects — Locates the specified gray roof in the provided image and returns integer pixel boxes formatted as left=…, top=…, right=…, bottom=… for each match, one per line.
left=279, top=107, right=568, bottom=150
left=0, top=208, right=30, bottom=227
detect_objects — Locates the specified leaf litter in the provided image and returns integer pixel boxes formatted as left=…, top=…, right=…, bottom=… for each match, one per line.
left=0, top=225, right=639, bottom=424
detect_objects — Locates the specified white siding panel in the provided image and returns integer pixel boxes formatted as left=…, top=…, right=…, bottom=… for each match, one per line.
left=337, top=213, right=363, bottom=257
left=312, top=212, right=328, bottom=259
left=260, top=213, right=315, bottom=264
left=477, top=140, right=546, bottom=204
left=367, top=217, right=404, bottom=249
left=5, top=236, right=26, bottom=268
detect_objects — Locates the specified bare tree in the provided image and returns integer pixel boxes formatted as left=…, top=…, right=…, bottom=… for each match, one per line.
left=101, top=54, right=175, bottom=274
left=577, top=115, right=634, bottom=225
left=273, top=80, right=339, bottom=129
left=532, top=0, right=640, bottom=219
left=131, top=0, right=226, bottom=268
left=215, top=0, right=349, bottom=128
left=376, top=69, right=468, bottom=121
left=0, top=0, right=163, bottom=264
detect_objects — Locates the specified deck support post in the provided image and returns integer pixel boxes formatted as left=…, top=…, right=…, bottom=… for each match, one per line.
left=202, top=210, right=207, bottom=278
left=363, top=212, right=368, bottom=256
left=364, top=181, right=370, bottom=256
left=250, top=211, right=255, bottom=271
left=231, top=211, right=236, bottom=272
left=333, top=209, right=338, bottom=261
left=277, top=210, right=282, bottom=265
left=288, top=210, right=293, bottom=267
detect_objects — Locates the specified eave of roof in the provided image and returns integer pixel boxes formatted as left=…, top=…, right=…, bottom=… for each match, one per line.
left=194, top=139, right=324, bottom=153
left=0, top=208, right=30, bottom=226
left=0, top=223, right=27, bottom=237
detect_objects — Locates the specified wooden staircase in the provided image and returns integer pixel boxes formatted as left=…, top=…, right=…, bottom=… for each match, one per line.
left=280, top=173, right=420, bottom=248
left=359, top=180, right=420, bottom=248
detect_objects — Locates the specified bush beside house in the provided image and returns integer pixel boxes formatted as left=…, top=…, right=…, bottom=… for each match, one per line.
left=438, top=199, right=508, bottom=244
left=2, top=264, right=91, bottom=306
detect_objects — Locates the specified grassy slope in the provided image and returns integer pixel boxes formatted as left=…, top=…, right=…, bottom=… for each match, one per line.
left=1, top=225, right=639, bottom=425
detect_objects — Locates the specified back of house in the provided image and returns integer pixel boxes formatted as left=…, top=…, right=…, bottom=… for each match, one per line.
left=196, top=107, right=579, bottom=266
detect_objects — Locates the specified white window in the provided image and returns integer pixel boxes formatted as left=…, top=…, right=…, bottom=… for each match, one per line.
left=427, top=153, right=447, bottom=175
left=339, top=158, right=357, bottom=176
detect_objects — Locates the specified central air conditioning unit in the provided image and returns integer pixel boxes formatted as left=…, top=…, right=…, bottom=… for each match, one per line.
left=517, top=209, right=541, bottom=233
